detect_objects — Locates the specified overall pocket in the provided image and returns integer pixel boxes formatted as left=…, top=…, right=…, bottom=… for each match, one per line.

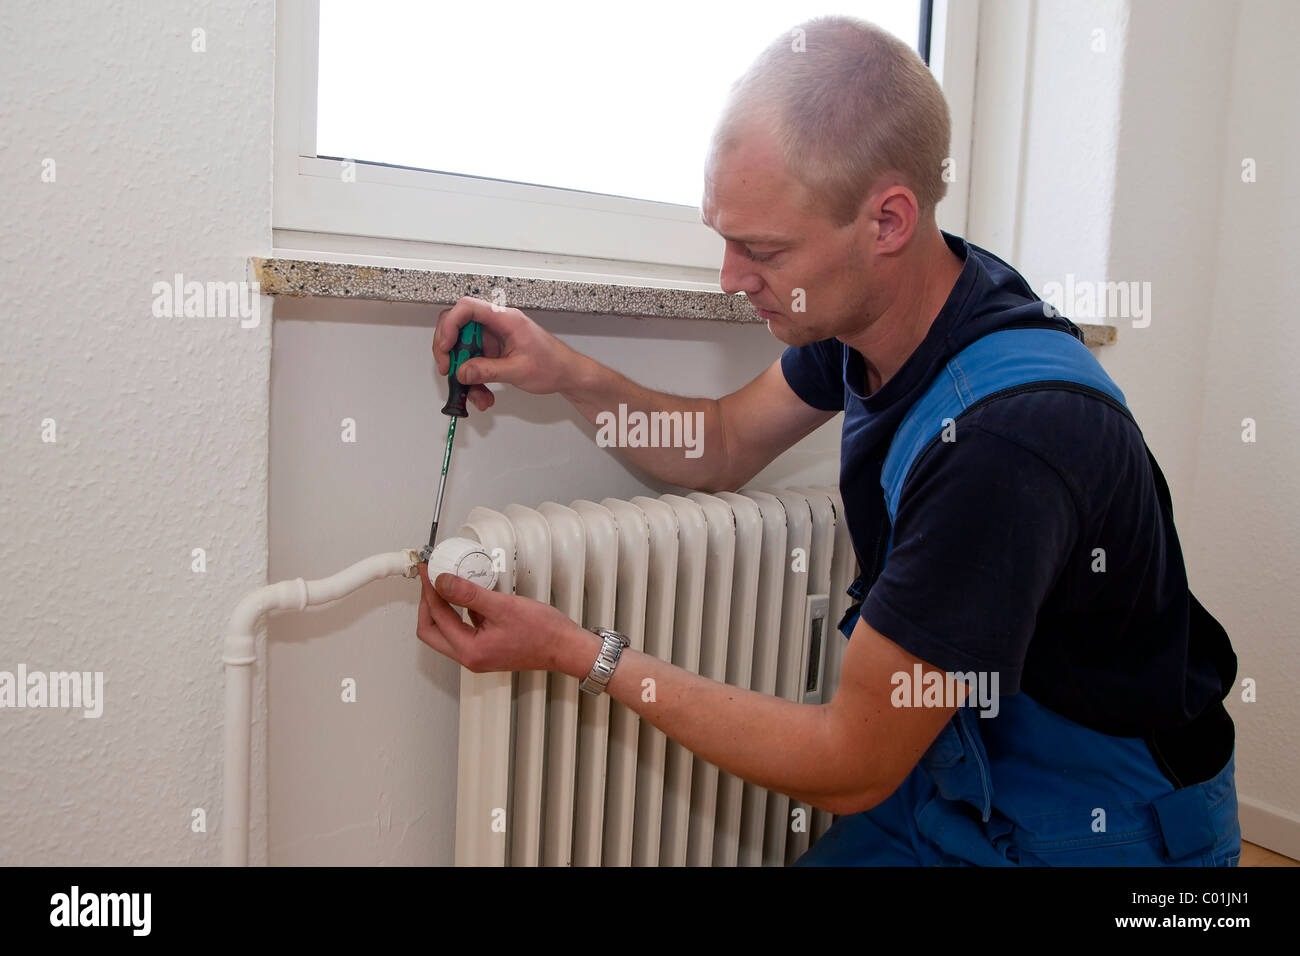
left=912, top=707, right=1010, bottom=865
left=919, top=707, right=993, bottom=819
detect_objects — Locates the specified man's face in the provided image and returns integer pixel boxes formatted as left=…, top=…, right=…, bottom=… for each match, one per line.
left=701, top=123, right=874, bottom=346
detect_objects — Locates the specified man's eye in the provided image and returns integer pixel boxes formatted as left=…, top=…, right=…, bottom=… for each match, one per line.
left=746, top=248, right=777, bottom=263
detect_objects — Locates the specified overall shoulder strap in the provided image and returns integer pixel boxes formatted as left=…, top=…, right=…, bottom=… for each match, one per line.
left=880, top=327, right=1129, bottom=524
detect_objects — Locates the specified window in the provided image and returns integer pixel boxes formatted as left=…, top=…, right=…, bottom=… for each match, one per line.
left=317, top=0, right=924, bottom=208
left=274, top=0, right=975, bottom=280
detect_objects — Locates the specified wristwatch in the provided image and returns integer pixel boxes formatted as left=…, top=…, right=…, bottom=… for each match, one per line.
left=580, top=626, right=631, bottom=696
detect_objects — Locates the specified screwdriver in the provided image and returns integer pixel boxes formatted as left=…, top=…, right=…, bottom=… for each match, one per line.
left=419, top=320, right=485, bottom=564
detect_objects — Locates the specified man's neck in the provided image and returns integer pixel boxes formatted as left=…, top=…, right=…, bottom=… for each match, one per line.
left=840, top=227, right=965, bottom=395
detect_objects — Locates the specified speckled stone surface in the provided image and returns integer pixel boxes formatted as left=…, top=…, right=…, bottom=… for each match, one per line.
left=251, top=257, right=1116, bottom=346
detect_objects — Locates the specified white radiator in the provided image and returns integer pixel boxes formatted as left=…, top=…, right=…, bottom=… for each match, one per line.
left=453, top=486, right=859, bottom=866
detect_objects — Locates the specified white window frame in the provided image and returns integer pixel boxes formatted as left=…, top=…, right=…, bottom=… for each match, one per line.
left=273, top=0, right=979, bottom=282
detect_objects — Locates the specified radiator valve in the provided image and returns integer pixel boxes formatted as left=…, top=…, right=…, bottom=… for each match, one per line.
left=420, top=536, right=498, bottom=592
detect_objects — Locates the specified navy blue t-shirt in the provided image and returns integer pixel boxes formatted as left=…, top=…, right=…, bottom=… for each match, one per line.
left=781, top=232, right=1227, bottom=738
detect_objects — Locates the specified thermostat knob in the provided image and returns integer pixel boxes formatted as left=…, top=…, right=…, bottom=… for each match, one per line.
left=426, top=536, right=498, bottom=591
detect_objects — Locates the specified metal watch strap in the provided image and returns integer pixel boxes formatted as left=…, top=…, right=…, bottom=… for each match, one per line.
left=580, top=626, right=631, bottom=696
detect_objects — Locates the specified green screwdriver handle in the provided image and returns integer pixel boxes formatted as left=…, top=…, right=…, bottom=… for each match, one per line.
left=441, top=320, right=485, bottom=417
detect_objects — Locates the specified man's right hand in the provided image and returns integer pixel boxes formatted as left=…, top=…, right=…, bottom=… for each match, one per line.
left=432, top=294, right=836, bottom=494
left=433, top=296, right=581, bottom=412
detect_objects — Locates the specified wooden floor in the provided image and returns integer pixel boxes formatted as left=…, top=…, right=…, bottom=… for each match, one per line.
left=1241, top=841, right=1299, bottom=866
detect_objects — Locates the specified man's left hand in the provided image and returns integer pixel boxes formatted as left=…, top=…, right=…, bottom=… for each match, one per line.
left=415, top=564, right=585, bottom=674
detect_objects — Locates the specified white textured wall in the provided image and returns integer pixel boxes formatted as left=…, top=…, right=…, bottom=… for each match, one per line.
left=267, top=296, right=839, bottom=864
left=0, top=1, right=274, bottom=863
left=1103, top=0, right=1237, bottom=506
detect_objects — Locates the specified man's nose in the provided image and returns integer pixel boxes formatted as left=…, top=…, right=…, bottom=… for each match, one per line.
left=719, top=245, right=762, bottom=296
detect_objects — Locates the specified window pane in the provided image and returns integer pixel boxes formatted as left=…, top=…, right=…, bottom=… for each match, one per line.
left=317, top=1, right=923, bottom=208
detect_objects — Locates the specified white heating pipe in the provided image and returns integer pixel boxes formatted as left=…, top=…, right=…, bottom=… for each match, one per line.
left=222, top=548, right=423, bottom=866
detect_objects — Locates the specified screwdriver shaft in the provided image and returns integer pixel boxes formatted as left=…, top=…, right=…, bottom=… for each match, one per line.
left=426, top=415, right=458, bottom=551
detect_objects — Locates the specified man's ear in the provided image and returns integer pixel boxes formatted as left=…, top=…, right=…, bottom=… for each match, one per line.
left=865, top=181, right=919, bottom=256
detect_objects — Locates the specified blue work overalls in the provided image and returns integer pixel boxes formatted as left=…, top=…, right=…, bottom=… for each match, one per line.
left=794, top=328, right=1240, bottom=866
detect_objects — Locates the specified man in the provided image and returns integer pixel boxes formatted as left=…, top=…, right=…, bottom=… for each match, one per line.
left=417, top=16, right=1240, bottom=866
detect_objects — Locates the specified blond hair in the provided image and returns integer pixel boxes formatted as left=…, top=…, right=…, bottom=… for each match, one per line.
left=713, top=16, right=951, bottom=224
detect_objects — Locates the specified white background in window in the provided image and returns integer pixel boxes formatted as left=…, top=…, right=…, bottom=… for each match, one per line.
left=317, top=1, right=922, bottom=208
